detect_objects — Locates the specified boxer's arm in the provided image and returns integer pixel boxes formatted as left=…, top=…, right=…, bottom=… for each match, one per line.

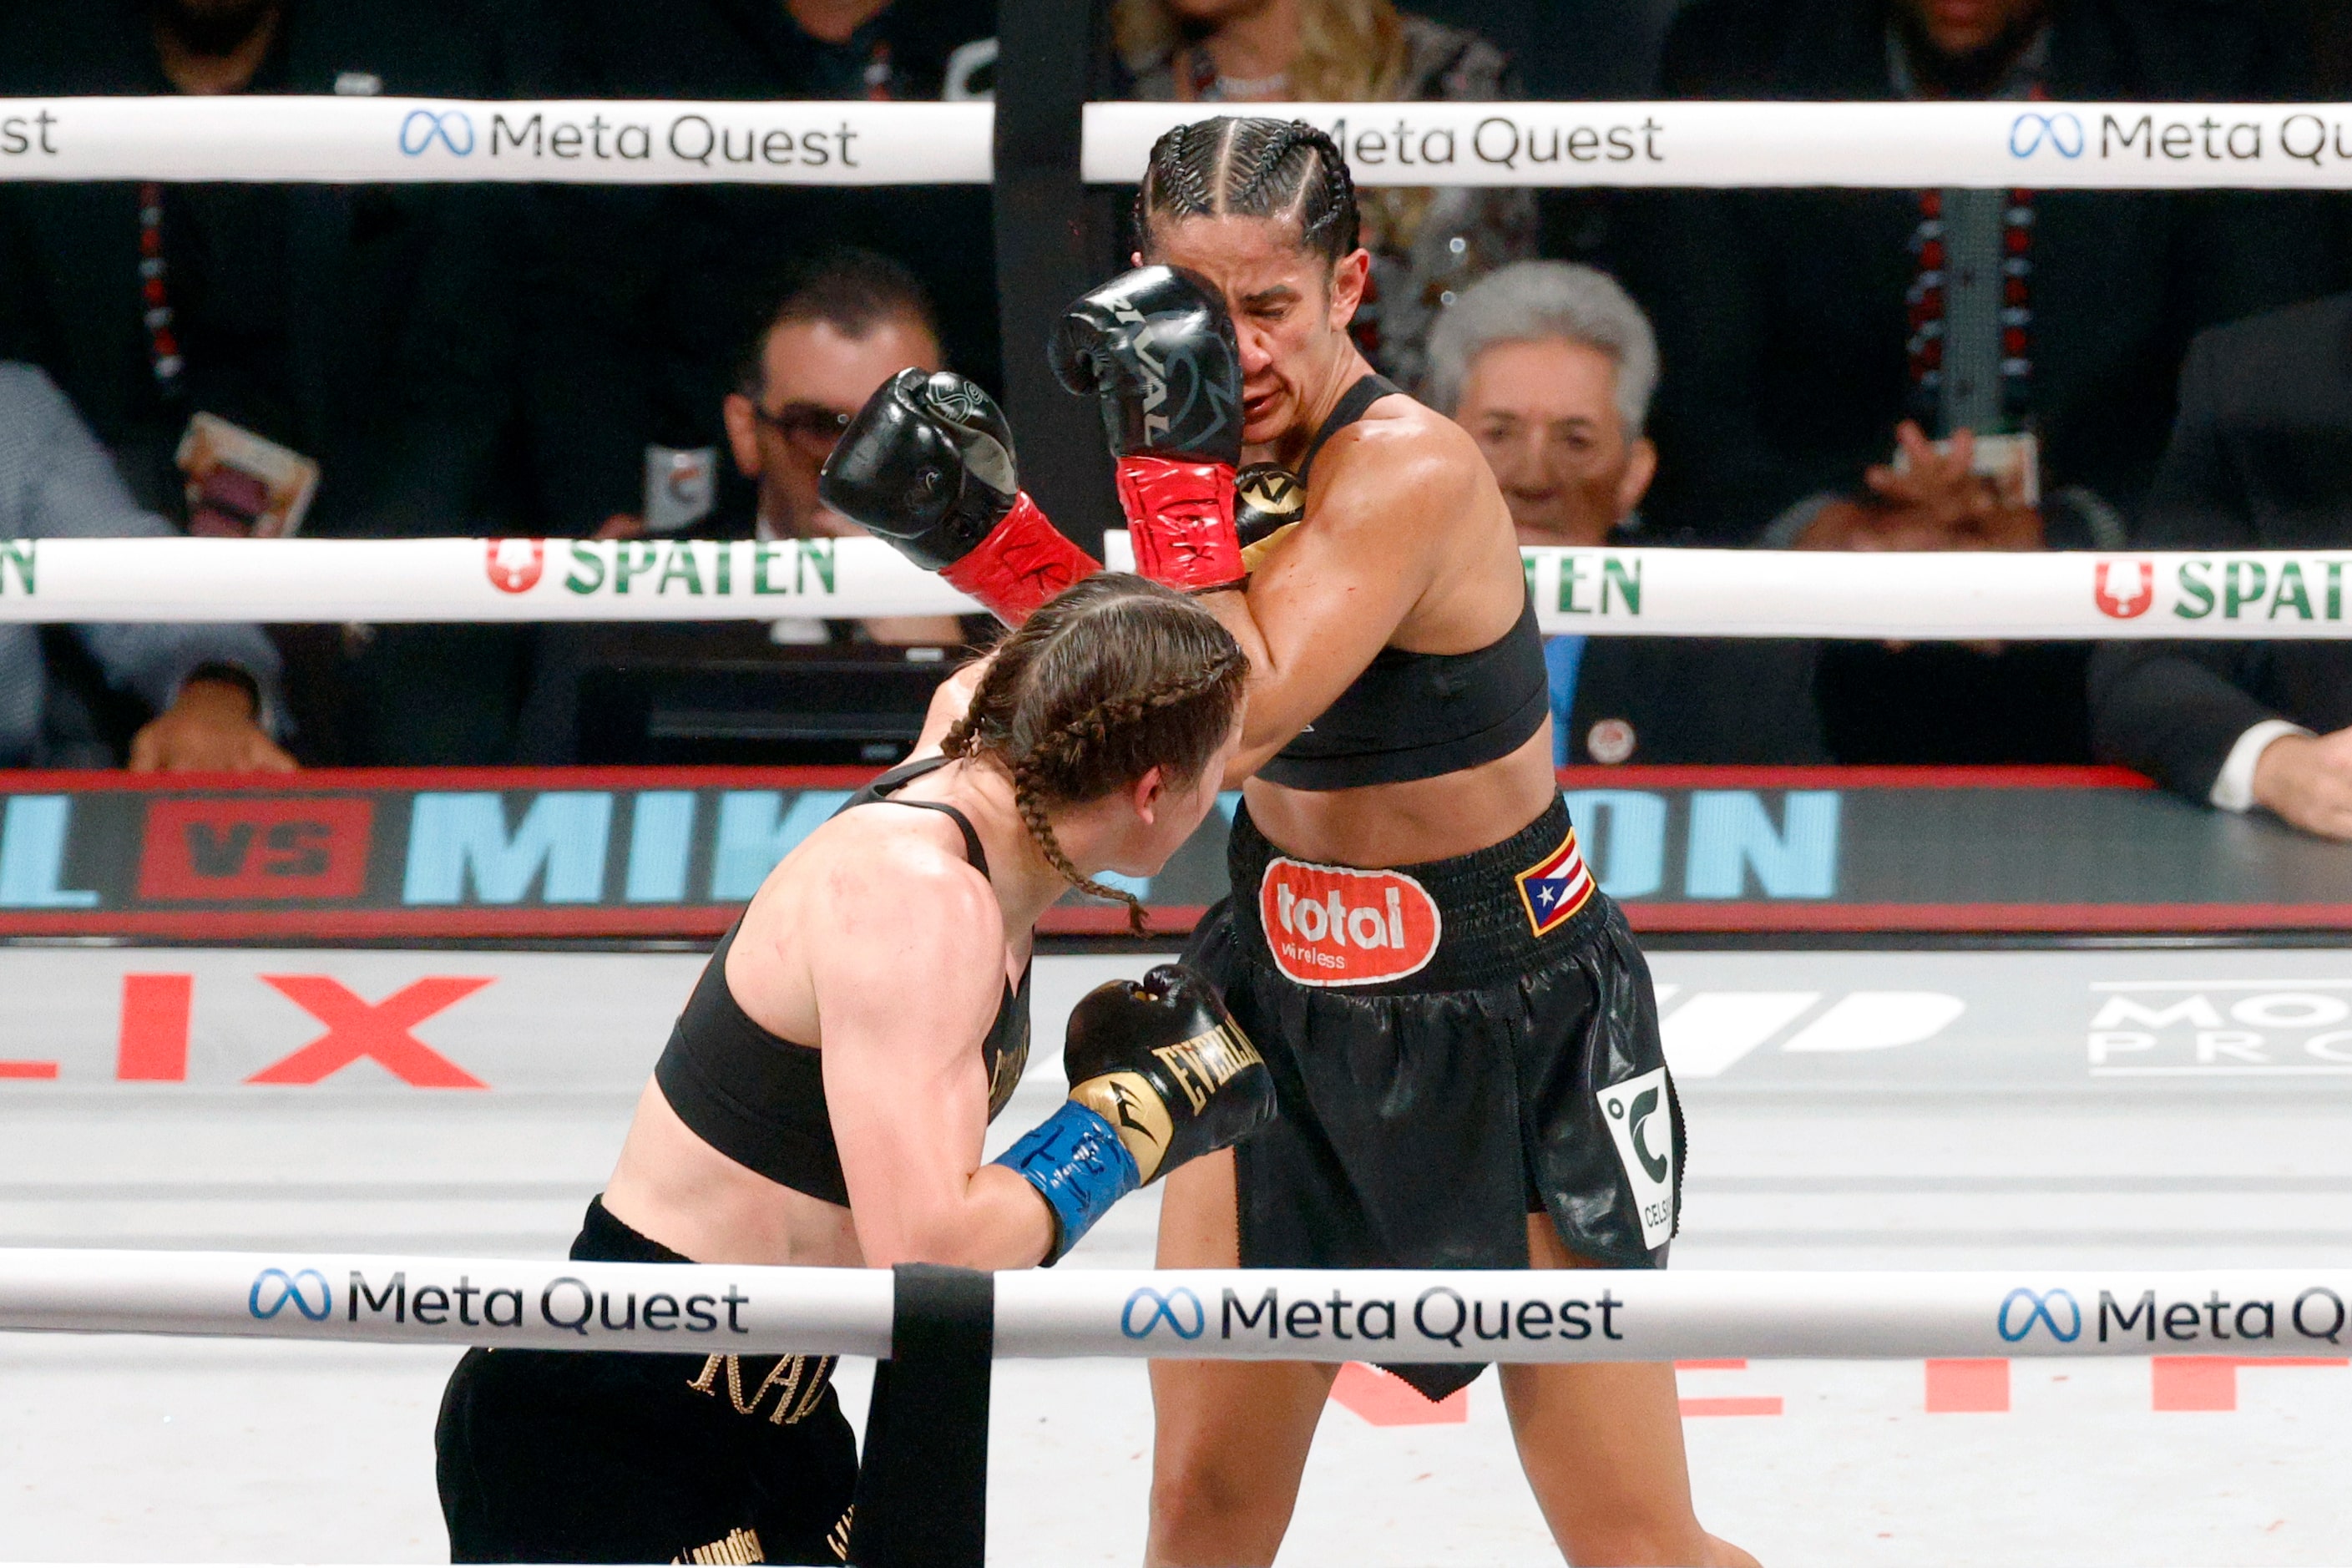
left=1201, top=421, right=1467, bottom=780
left=811, top=842, right=1055, bottom=1269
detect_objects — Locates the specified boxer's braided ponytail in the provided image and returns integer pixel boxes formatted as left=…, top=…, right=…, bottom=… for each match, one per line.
left=1136, top=116, right=1361, bottom=264
left=942, top=574, right=1249, bottom=936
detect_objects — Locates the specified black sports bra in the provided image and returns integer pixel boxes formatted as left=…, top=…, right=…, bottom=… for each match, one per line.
left=652, top=756, right=1032, bottom=1206
left=1257, top=374, right=1550, bottom=792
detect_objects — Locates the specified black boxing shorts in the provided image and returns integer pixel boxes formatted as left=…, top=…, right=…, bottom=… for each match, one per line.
left=435, top=1198, right=855, bottom=1565
left=1183, top=794, right=1683, bottom=1404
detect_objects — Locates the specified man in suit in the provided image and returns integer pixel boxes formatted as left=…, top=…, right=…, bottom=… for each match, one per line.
left=0, top=0, right=528, bottom=765
left=2090, top=296, right=2352, bottom=839
left=1636, top=0, right=2338, bottom=764
left=527, top=0, right=999, bottom=538
left=1428, top=260, right=1827, bottom=766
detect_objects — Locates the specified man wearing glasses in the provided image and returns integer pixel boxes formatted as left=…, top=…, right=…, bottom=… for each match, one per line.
left=720, top=248, right=969, bottom=646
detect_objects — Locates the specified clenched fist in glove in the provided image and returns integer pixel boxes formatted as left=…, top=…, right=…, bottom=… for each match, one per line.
left=993, top=964, right=1275, bottom=1262
left=1050, top=267, right=1248, bottom=594
left=819, top=368, right=1101, bottom=625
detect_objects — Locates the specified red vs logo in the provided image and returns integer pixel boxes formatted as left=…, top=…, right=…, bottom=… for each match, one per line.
left=486, top=539, right=546, bottom=594
left=2095, top=559, right=2156, bottom=620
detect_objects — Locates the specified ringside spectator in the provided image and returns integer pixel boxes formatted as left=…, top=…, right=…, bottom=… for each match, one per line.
left=1, top=363, right=290, bottom=772
left=0, top=0, right=529, bottom=766
left=541, top=0, right=999, bottom=538
left=2090, top=296, right=2352, bottom=840
left=1428, top=262, right=1825, bottom=766
left=1639, top=0, right=2338, bottom=764
left=1110, top=0, right=1536, bottom=387
left=720, top=250, right=969, bottom=647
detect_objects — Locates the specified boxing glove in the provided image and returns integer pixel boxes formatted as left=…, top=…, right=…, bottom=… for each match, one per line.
left=1233, top=463, right=1306, bottom=574
left=994, top=964, right=1275, bottom=1262
left=1050, top=268, right=1247, bottom=594
left=818, top=368, right=1101, bottom=625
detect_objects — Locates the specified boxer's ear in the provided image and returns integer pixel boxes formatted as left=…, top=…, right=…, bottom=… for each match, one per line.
left=1129, top=764, right=1168, bottom=825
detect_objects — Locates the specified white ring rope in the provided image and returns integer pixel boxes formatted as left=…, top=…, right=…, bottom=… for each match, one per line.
left=5, top=98, right=2352, bottom=188
left=0, top=536, right=2340, bottom=640
left=3, top=1250, right=2348, bottom=1362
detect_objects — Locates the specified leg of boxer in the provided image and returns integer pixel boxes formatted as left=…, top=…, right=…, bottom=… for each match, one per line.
left=1144, top=1148, right=1338, bottom=1568
left=1500, top=1220, right=1761, bottom=1568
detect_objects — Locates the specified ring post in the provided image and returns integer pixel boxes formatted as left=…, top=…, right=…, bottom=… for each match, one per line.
left=847, top=1263, right=994, bottom=1568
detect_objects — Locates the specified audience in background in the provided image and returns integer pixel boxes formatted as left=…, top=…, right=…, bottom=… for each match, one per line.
left=0, top=363, right=290, bottom=772
left=1638, top=0, right=2339, bottom=766
left=2090, top=296, right=2352, bottom=841
left=541, top=0, right=999, bottom=541
left=1428, top=262, right=1825, bottom=766
left=1110, top=0, right=1535, bottom=388
left=719, top=250, right=969, bottom=647
left=0, top=0, right=530, bottom=767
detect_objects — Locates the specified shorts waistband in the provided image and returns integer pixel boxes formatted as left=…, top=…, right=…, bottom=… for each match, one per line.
left=1226, top=796, right=1610, bottom=993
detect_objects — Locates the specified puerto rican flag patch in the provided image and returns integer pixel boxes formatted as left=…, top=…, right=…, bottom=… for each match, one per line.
left=1515, top=827, right=1596, bottom=938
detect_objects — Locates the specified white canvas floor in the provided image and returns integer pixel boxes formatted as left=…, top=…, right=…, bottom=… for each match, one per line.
left=2, top=945, right=2348, bottom=1565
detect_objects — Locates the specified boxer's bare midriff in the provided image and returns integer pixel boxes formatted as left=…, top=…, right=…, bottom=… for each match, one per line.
left=1242, top=724, right=1559, bottom=869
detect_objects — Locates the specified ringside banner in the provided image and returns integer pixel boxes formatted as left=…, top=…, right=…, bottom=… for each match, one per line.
left=7, top=538, right=2352, bottom=639
left=1088, top=101, right=2352, bottom=188
left=0, top=98, right=991, bottom=185
left=5, top=1251, right=2349, bottom=1363
left=3, top=766, right=2352, bottom=939
left=12, top=98, right=2352, bottom=189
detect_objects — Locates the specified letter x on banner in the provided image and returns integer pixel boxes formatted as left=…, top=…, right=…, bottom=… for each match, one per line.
left=246, top=977, right=490, bottom=1088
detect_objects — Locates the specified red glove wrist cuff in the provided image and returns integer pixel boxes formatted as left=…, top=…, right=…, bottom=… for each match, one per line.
left=939, top=493, right=1102, bottom=626
left=1115, top=456, right=1246, bottom=594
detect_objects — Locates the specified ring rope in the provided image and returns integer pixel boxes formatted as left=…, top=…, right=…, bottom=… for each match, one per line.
left=4, top=98, right=2352, bottom=189
left=4, top=1249, right=2348, bottom=1362
left=0, top=537, right=2339, bottom=639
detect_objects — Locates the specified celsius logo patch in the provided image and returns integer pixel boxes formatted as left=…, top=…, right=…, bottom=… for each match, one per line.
left=1599, top=1066, right=1677, bottom=1249
left=1258, top=857, right=1441, bottom=988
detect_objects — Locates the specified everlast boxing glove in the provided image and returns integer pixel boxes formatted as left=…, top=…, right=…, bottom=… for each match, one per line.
left=1050, top=267, right=1247, bottom=594
left=994, top=964, right=1275, bottom=1262
left=818, top=368, right=1101, bottom=625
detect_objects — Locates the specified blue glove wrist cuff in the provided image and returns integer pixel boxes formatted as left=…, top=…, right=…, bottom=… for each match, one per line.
left=994, top=1100, right=1142, bottom=1264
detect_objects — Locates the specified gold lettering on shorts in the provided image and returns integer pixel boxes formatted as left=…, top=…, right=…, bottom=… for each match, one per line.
left=686, top=1354, right=837, bottom=1424
left=826, top=1506, right=855, bottom=1562
left=673, top=1525, right=763, bottom=1564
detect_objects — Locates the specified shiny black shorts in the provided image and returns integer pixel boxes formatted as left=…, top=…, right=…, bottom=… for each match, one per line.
left=1185, top=797, right=1683, bottom=1401
left=434, top=1200, right=855, bottom=1565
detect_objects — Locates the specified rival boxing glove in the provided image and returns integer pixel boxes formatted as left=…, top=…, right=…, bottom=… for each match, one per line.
left=818, top=368, right=1101, bottom=625
left=1050, top=268, right=1248, bottom=594
left=993, top=964, right=1275, bottom=1262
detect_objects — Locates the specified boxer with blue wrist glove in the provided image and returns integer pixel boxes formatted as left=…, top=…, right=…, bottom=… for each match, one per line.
left=998, top=964, right=1274, bottom=1261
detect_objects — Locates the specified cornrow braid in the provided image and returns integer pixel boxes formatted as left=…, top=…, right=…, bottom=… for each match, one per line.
left=1136, top=115, right=1363, bottom=266
left=937, top=574, right=1250, bottom=937
left=1008, top=649, right=1250, bottom=936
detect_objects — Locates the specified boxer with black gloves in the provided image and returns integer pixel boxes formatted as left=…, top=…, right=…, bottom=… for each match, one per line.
left=1051, top=267, right=1250, bottom=594
left=435, top=575, right=1256, bottom=1567
left=820, top=367, right=1101, bottom=625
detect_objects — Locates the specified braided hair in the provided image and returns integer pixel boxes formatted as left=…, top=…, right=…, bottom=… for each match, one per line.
left=940, top=574, right=1249, bottom=936
left=1136, top=116, right=1361, bottom=266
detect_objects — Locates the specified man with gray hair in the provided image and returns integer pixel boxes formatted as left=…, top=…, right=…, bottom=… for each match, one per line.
left=1429, top=260, right=1823, bottom=766
left=1426, top=260, right=1659, bottom=549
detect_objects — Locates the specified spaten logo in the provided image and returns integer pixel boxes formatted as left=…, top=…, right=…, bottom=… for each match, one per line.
left=2011, top=112, right=2085, bottom=159
left=2094, top=559, right=2155, bottom=619
left=1121, top=1286, right=1206, bottom=1340
left=249, top=1267, right=332, bottom=1321
left=486, top=538, right=546, bottom=594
